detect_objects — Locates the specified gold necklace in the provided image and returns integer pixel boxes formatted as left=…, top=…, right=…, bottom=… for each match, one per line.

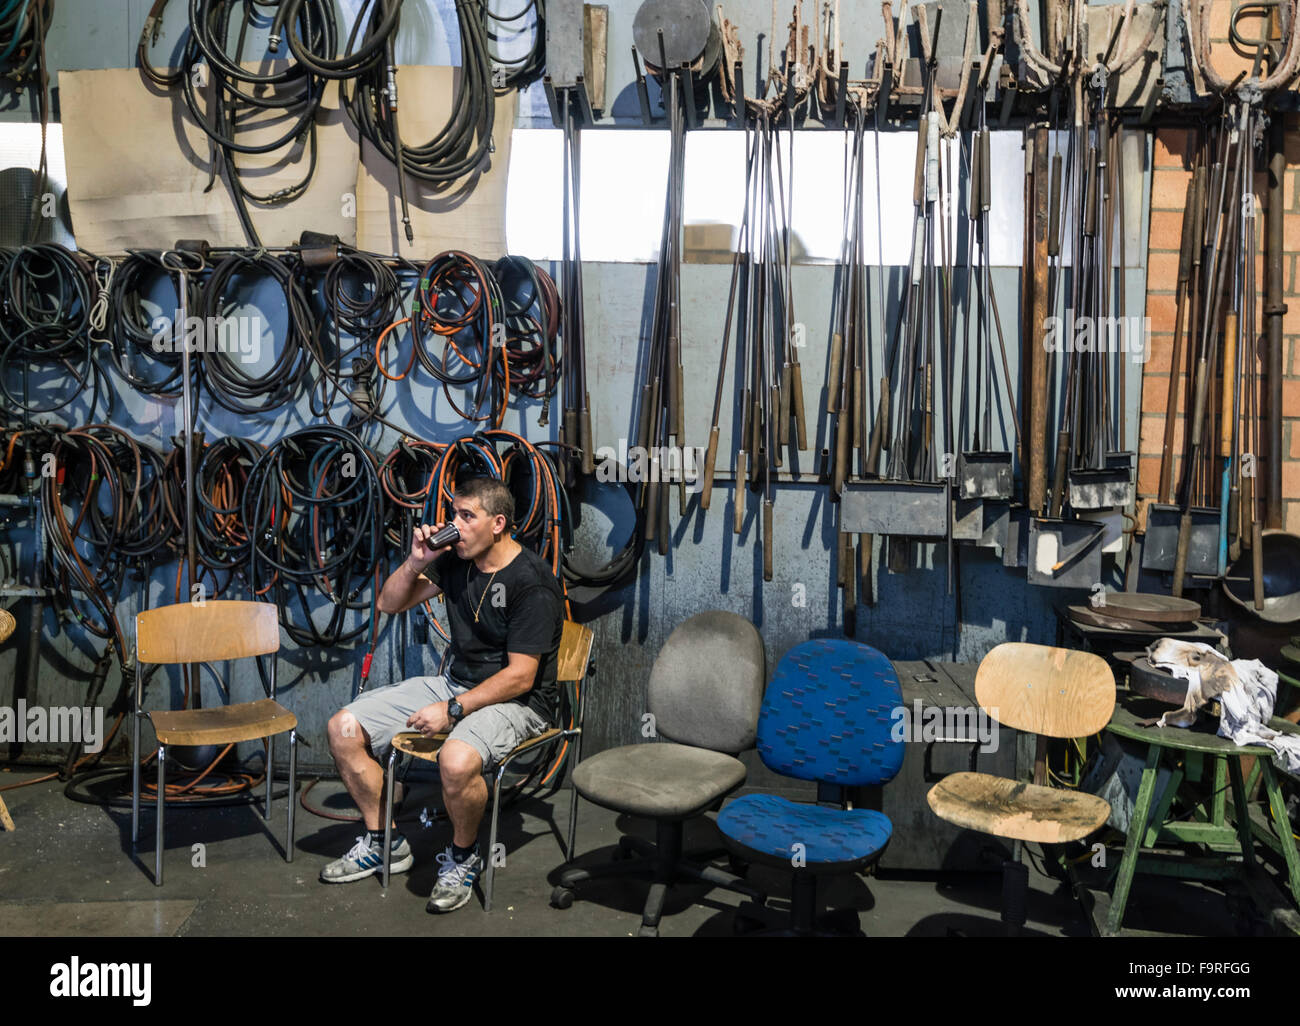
left=468, top=564, right=500, bottom=623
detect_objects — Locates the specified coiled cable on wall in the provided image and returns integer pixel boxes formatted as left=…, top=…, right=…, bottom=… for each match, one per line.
left=374, top=251, right=559, bottom=428
left=197, top=248, right=312, bottom=415
left=101, top=250, right=200, bottom=398
left=0, top=0, right=52, bottom=82
left=303, top=247, right=411, bottom=435
left=243, top=425, right=384, bottom=649
left=342, top=0, right=496, bottom=241
left=0, top=245, right=107, bottom=417
left=482, top=0, right=545, bottom=92
left=137, top=0, right=337, bottom=245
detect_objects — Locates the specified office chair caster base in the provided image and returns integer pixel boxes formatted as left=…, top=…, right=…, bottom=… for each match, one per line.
left=815, top=908, right=862, bottom=936
left=733, top=911, right=765, bottom=935
left=550, top=886, right=575, bottom=910
left=727, top=854, right=750, bottom=878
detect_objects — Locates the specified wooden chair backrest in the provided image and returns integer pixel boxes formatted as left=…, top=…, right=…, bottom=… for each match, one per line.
left=555, top=621, right=594, bottom=684
left=975, top=642, right=1115, bottom=739
left=137, top=600, right=280, bottom=665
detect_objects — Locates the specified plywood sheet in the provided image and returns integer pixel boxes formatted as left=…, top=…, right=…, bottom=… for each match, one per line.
left=59, top=67, right=359, bottom=252
left=355, top=65, right=516, bottom=259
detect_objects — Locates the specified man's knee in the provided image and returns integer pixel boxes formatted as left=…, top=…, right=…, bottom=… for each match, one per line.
left=439, top=741, right=483, bottom=790
left=328, top=710, right=368, bottom=758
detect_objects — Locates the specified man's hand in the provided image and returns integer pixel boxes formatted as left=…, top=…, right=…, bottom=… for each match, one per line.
left=407, top=702, right=451, bottom=737
left=411, top=522, right=454, bottom=567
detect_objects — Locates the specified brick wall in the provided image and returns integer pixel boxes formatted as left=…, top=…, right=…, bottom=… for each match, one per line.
left=1138, top=8, right=1300, bottom=533
left=1138, top=103, right=1300, bottom=533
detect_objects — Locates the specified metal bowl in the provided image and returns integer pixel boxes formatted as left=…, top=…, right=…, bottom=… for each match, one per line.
left=1128, top=657, right=1188, bottom=705
left=1129, top=657, right=1220, bottom=716
left=1222, top=529, right=1300, bottom=624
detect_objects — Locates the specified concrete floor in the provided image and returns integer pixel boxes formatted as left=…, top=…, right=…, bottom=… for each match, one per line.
left=0, top=767, right=1291, bottom=937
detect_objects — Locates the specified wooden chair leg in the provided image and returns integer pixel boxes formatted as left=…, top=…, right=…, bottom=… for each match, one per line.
left=1260, top=760, right=1300, bottom=908
left=1104, top=743, right=1161, bottom=936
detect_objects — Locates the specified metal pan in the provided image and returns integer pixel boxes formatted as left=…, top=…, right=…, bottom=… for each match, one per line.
left=1222, top=529, right=1300, bottom=624
left=1068, top=605, right=1170, bottom=633
left=1102, top=593, right=1202, bottom=625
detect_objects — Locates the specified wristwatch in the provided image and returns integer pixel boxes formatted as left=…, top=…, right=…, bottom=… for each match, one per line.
left=447, top=699, right=464, bottom=724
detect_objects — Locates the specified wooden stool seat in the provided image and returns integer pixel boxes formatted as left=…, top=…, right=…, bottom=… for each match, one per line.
left=151, top=698, right=296, bottom=746
left=391, top=726, right=566, bottom=765
left=391, top=731, right=450, bottom=763
left=927, top=770, right=1112, bottom=844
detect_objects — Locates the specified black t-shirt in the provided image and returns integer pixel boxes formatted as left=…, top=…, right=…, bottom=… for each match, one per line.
left=425, top=544, right=564, bottom=719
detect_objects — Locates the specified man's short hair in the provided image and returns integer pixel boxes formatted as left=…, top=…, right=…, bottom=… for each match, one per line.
left=456, top=477, right=515, bottom=531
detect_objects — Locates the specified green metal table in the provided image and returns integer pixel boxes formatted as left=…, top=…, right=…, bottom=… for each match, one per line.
left=1100, top=692, right=1300, bottom=936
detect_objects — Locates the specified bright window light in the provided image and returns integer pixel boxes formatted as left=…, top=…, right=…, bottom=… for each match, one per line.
left=505, top=127, right=1037, bottom=266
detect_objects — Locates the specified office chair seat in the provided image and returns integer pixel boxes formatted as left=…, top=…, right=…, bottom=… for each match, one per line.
left=717, top=793, right=893, bottom=872
left=572, top=743, right=747, bottom=820
left=927, top=770, right=1111, bottom=844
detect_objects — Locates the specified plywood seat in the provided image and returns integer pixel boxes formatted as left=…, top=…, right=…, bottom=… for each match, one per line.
left=927, top=770, right=1111, bottom=844
left=391, top=726, right=564, bottom=765
left=150, top=698, right=296, bottom=746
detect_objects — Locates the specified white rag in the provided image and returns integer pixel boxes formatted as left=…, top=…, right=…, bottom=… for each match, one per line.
left=1147, top=639, right=1300, bottom=775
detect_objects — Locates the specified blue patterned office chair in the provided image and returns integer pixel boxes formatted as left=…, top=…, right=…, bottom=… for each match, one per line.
left=716, top=638, right=904, bottom=935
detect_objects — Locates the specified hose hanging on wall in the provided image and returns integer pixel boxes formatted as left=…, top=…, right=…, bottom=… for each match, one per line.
left=0, top=244, right=107, bottom=417
left=138, top=0, right=338, bottom=246
left=183, top=434, right=266, bottom=576
left=243, top=425, right=385, bottom=651
left=100, top=250, right=200, bottom=399
left=2, top=0, right=54, bottom=247
left=342, top=0, right=497, bottom=241
left=197, top=248, right=312, bottom=415
left=373, top=251, right=559, bottom=428
left=482, top=0, right=545, bottom=91
left=302, top=246, right=411, bottom=435
left=0, top=0, right=53, bottom=82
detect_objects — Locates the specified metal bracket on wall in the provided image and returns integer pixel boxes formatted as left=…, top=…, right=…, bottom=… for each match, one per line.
left=543, top=75, right=596, bottom=128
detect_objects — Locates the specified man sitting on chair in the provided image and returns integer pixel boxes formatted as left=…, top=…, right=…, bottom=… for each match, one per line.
left=321, top=477, right=565, bottom=913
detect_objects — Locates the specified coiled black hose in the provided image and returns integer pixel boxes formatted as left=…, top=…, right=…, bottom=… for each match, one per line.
left=342, top=0, right=497, bottom=241
left=189, top=434, right=266, bottom=574
left=198, top=248, right=312, bottom=415
left=243, top=425, right=384, bottom=648
left=0, top=245, right=107, bottom=416
left=303, top=248, right=410, bottom=434
left=179, top=0, right=336, bottom=244
left=0, top=0, right=52, bottom=83
left=99, top=250, right=200, bottom=398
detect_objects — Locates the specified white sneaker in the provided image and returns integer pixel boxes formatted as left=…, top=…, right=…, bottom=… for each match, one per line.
left=319, top=832, right=413, bottom=884
left=425, top=847, right=483, bottom=912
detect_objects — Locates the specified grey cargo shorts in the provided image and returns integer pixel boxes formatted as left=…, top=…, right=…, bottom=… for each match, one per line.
left=342, top=674, right=550, bottom=773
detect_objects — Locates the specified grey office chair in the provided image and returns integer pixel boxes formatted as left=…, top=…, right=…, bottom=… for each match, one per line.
left=551, top=610, right=767, bottom=936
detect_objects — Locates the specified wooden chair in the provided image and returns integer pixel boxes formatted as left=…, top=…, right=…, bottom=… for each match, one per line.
left=926, top=642, right=1115, bottom=934
left=380, top=620, right=595, bottom=911
left=133, top=600, right=298, bottom=885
